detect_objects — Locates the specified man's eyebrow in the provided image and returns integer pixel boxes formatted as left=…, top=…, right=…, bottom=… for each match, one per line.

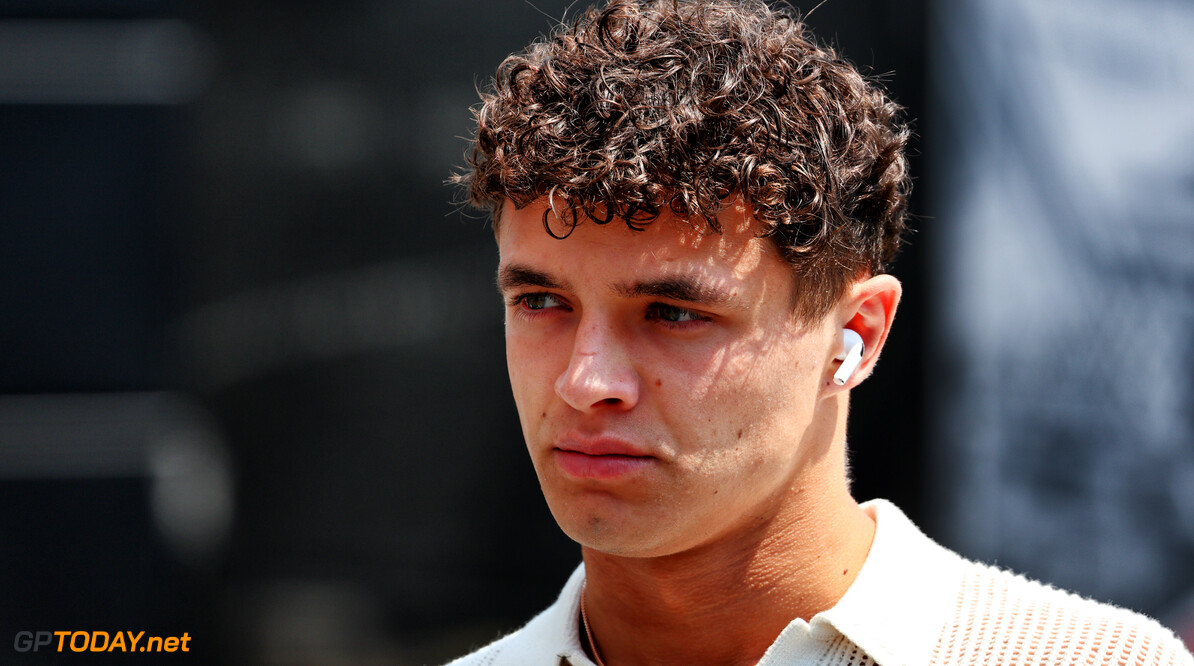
left=496, top=264, right=566, bottom=292
left=614, top=276, right=737, bottom=307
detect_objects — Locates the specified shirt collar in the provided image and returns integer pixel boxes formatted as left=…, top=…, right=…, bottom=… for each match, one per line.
left=536, top=500, right=961, bottom=666
left=811, top=499, right=964, bottom=666
left=520, top=563, right=592, bottom=665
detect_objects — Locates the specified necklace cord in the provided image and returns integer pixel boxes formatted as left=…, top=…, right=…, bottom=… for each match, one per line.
left=580, top=582, right=607, bottom=666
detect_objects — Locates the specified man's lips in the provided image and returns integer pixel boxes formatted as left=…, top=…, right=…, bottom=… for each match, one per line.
left=556, top=436, right=651, bottom=457
left=553, top=437, right=654, bottom=479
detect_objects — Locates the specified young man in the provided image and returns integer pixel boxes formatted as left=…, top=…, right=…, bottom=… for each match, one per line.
left=450, top=1, right=1194, bottom=664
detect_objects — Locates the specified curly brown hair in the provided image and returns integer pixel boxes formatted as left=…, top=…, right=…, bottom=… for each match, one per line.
left=457, top=0, right=911, bottom=319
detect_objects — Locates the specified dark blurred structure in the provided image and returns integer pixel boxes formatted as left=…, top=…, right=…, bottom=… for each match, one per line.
left=927, top=0, right=1194, bottom=645
left=0, top=1, right=218, bottom=663
left=2, top=0, right=1187, bottom=664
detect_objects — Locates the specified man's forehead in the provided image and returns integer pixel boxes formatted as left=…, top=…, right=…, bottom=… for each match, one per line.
left=496, top=198, right=767, bottom=260
left=494, top=199, right=797, bottom=311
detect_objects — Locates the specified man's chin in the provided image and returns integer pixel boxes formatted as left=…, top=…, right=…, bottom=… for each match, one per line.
left=553, top=510, right=686, bottom=559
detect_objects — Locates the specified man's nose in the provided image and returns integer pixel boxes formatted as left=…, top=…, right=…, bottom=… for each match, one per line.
left=554, top=317, right=640, bottom=412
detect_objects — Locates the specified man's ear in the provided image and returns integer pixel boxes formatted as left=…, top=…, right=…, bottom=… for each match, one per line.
left=827, top=274, right=902, bottom=390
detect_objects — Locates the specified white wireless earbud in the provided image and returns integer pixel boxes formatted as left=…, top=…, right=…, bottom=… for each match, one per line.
left=833, top=329, right=865, bottom=386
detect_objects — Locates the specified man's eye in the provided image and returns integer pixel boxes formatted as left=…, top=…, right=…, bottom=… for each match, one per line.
left=647, top=303, right=705, bottom=324
left=517, top=293, right=564, bottom=310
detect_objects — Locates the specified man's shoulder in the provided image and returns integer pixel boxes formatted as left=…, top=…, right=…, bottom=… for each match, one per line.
left=940, top=557, right=1193, bottom=665
left=855, top=500, right=1190, bottom=664
left=443, top=627, right=529, bottom=666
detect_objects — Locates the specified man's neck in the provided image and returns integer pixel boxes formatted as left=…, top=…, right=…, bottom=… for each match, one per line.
left=579, top=485, right=875, bottom=666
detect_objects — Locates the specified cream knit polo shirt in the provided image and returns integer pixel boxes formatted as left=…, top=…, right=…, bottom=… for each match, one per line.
left=446, top=500, right=1193, bottom=665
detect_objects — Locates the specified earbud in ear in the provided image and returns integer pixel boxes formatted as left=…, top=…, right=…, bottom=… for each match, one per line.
left=833, top=329, right=865, bottom=386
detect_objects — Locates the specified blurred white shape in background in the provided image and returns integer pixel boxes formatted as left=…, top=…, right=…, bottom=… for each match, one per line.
left=0, top=392, right=234, bottom=566
left=149, top=417, right=234, bottom=566
left=0, top=19, right=214, bottom=104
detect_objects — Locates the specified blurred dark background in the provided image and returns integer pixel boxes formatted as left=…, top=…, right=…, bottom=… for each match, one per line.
left=1, top=0, right=1190, bottom=663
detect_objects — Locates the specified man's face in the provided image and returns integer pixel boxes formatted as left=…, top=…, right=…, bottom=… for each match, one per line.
left=497, top=199, right=841, bottom=558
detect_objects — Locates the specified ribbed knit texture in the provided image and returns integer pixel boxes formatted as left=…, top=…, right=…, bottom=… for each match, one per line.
left=801, top=562, right=1192, bottom=666
left=925, top=564, right=1191, bottom=666
left=815, top=634, right=878, bottom=666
